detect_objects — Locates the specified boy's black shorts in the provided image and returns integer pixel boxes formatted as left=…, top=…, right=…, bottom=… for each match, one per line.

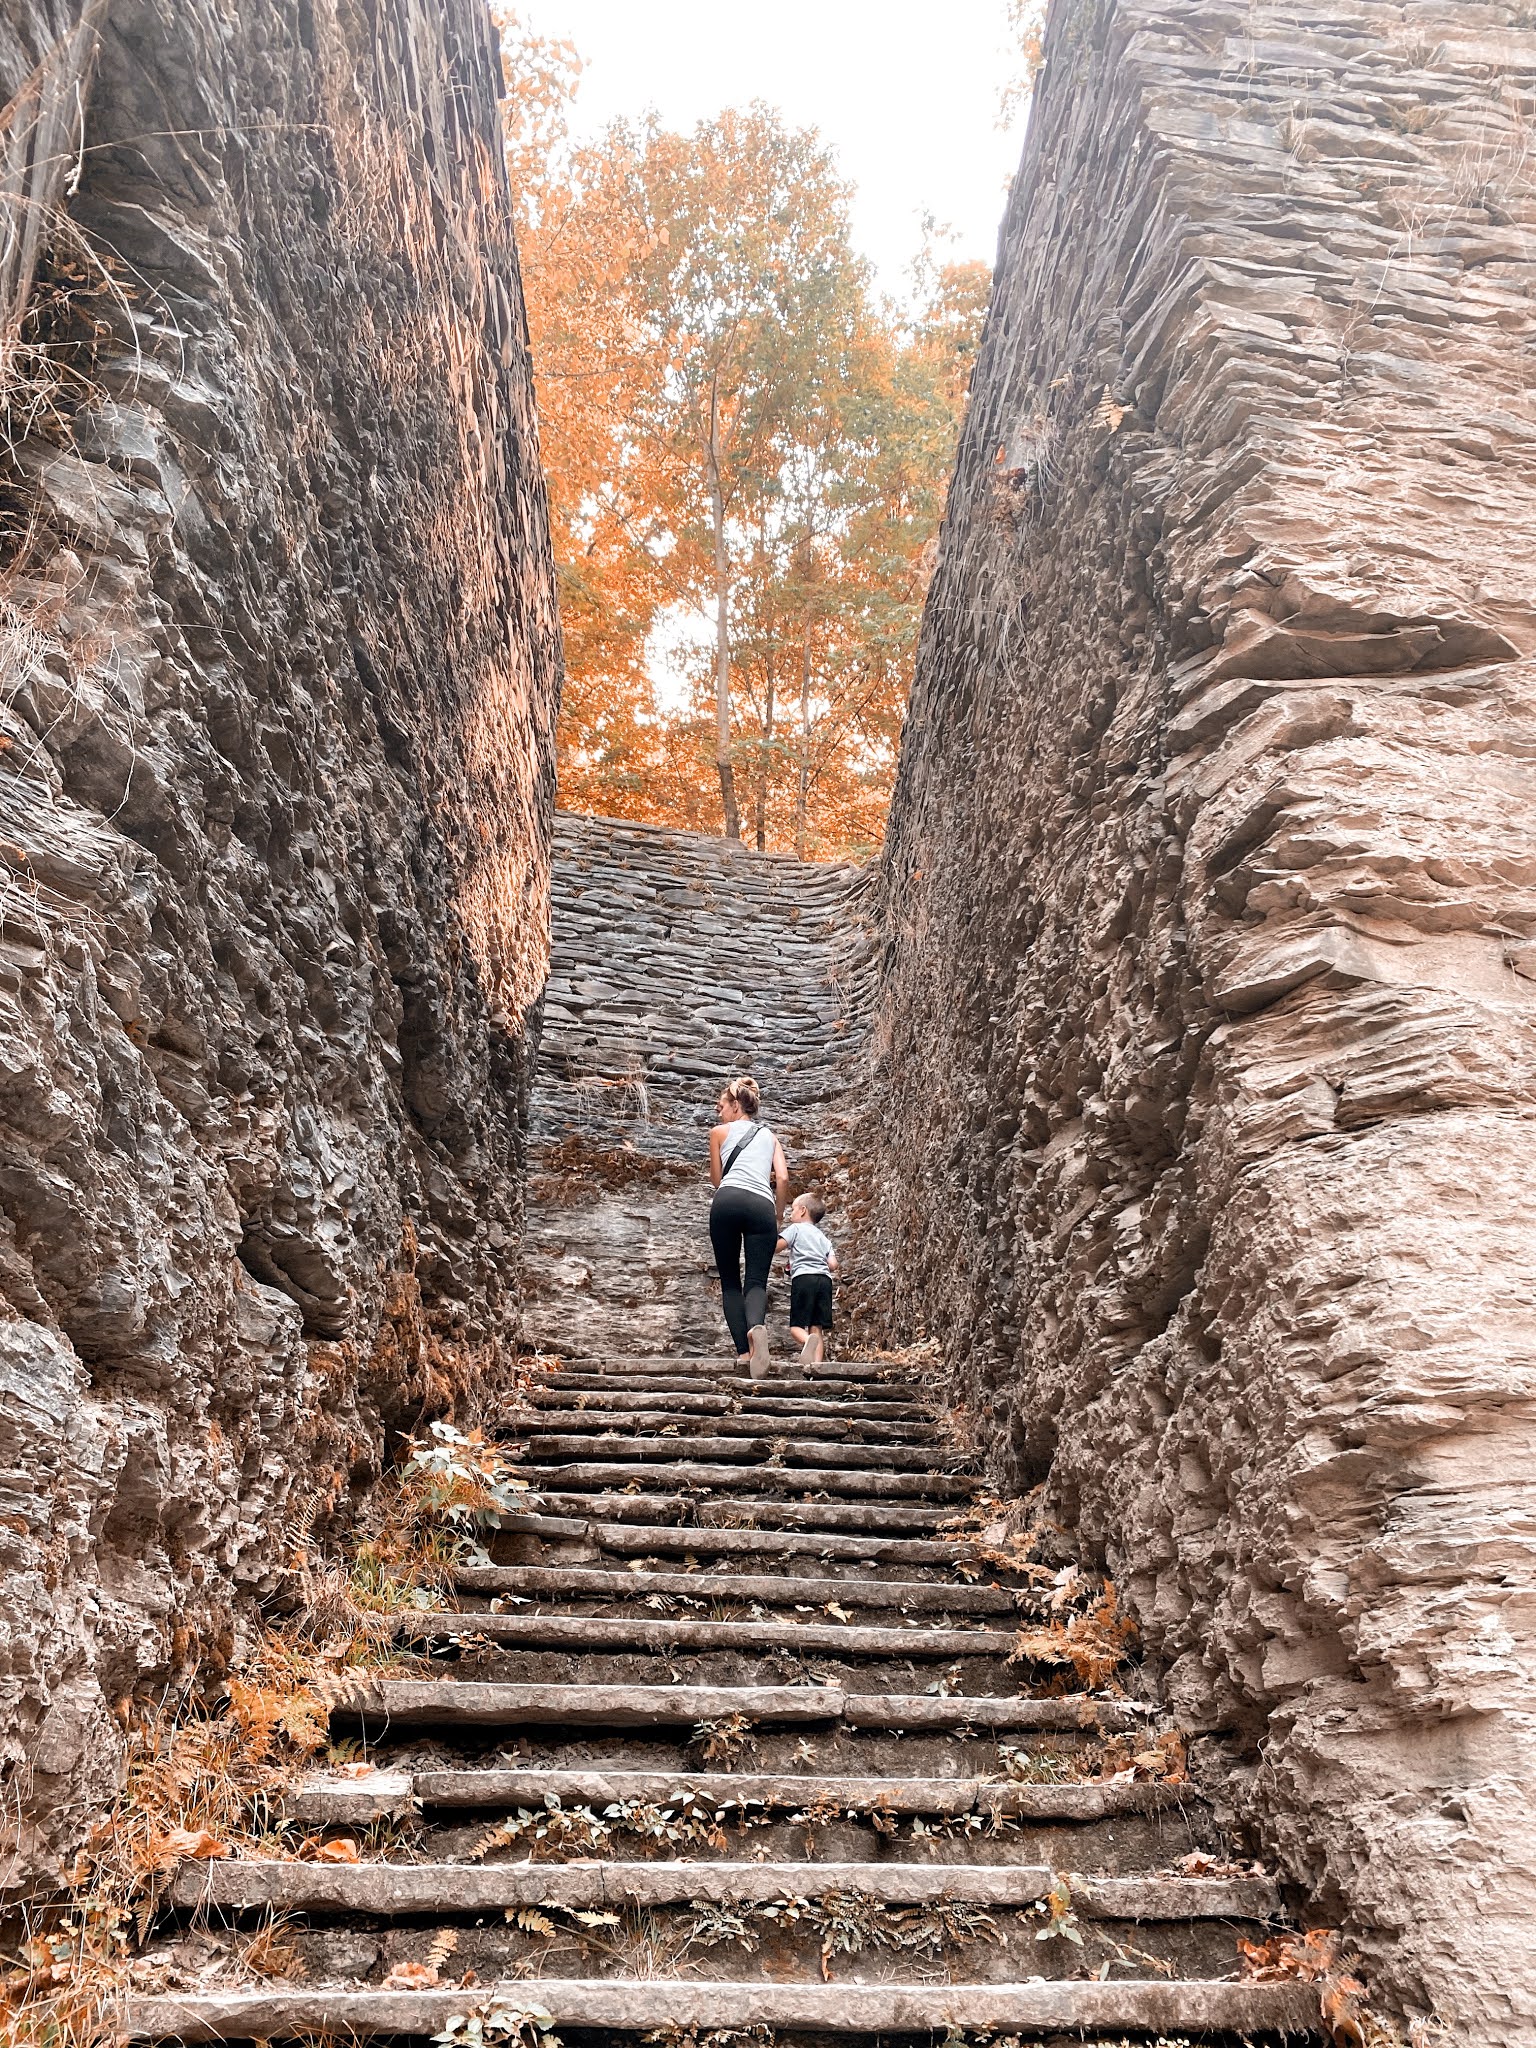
left=790, top=1273, right=834, bottom=1330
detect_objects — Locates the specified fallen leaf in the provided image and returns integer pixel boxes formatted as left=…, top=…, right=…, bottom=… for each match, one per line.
left=157, top=1828, right=230, bottom=1863
left=381, top=1960, right=439, bottom=1990
left=314, top=1838, right=361, bottom=1864
left=338, top=1762, right=377, bottom=1780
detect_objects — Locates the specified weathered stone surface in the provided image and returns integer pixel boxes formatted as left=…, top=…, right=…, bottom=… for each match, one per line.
left=395, top=1609, right=1018, bottom=1658
left=174, top=1855, right=1243, bottom=1913
left=453, top=1562, right=1022, bottom=1611
left=383, top=1766, right=1175, bottom=1821
left=346, top=1679, right=848, bottom=1728
left=870, top=0, right=1536, bottom=2034
left=125, top=1976, right=1320, bottom=2041
left=0, top=0, right=559, bottom=1876
left=523, top=813, right=871, bottom=1357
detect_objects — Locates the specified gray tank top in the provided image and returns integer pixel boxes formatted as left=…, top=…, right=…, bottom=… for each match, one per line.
left=718, top=1121, right=776, bottom=1203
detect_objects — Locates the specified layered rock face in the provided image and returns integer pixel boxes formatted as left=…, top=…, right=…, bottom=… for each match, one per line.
left=0, top=0, right=559, bottom=1875
left=872, top=1, right=1536, bottom=2034
left=524, top=814, right=871, bottom=1358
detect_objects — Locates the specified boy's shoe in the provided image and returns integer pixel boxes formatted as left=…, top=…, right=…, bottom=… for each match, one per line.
left=748, top=1326, right=772, bottom=1379
left=800, top=1330, right=825, bottom=1366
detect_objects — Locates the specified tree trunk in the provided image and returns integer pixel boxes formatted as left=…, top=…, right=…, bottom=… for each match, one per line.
left=795, top=619, right=813, bottom=859
left=707, top=377, right=740, bottom=841
left=756, top=667, right=774, bottom=853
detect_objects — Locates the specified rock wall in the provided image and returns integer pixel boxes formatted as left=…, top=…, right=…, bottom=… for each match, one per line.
left=524, top=813, right=872, bottom=1360
left=0, top=0, right=560, bottom=1877
left=872, top=1, right=1536, bottom=2035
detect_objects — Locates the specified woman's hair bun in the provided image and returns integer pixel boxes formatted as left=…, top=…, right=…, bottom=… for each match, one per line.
left=726, top=1074, right=761, bottom=1117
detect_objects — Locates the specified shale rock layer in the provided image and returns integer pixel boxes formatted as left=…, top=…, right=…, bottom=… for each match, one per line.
left=0, top=0, right=559, bottom=1875
left=524, top=813, right=872, bottom=1358
left=872, top=1, right=1536, bottom=2036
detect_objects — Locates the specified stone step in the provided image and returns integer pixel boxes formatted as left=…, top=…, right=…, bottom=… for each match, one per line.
left=518, top=1433, right=969, bottom=1473
left=338, top=1680, right=1144, bottom=1734
left=743, top=1394, right=930, bottom=1421
left=170, top=1856, right=1264, bottom=1917
left=525, top=1491, right=966, bottom=1531
left=126, top=1976, right=1321, bottom=2041
left=527, top=1390, right=931, bottom=1423
left=493, top=1512, right=969, bottom=1566
left=555, top=1357, right=907, bottom=1383
left=397, top=1611, right=1017, bottom=1659
left=520, top=1410, right=942, bottom=1445
left=290, top=1765, right=1186, bottom=1827
left=454, top=1565, right=1022, bottom=1614
left=548, top=1371, right=920, bottom=1402
left=526, top=1461, right=979, bottom=1501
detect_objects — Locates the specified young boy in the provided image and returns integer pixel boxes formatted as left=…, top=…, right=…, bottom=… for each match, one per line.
left=778, top=1192, right=838, bottom=1365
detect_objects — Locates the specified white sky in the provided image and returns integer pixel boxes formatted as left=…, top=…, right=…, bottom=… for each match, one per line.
left=519, top=0, right=1032, bottom=300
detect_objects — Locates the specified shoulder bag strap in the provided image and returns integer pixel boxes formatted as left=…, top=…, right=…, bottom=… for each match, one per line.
left=722, top=1121, right=760, bottom=1179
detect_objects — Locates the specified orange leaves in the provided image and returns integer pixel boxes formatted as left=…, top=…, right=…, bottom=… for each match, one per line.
left=298, top=1836, right=362, bottom=1863
left=1239, top=1930, right=1368, bottom=2045
left=227, top=1674, right=333, bottom=1765
left=1009, top=1579, right=1139, bottom=1691
left=382, top=1959, right=441, bottom=1991
left=380, top=1928, right=461, bottom=1987
left=149, top=1827, right=230, bottom=1866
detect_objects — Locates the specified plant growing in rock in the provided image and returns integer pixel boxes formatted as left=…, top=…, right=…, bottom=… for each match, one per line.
left=0, top=1623, right=404, bottom=2044
left=689, top=1712, right=756, bottom=1764
left=644, top=2026, right=773, bottom=2048
left=465, top=1789, right=752, bottom=1864
left=432, top=2002, right=561, bottom=2048
left=347, top=1422, right=535, bottom=1592
left=1009, top=1579, right=1139, bottom=1691
left=996, top=1740, right=1077, bottom=1783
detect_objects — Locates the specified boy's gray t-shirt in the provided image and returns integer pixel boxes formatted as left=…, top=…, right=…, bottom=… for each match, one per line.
left=783, top=1221, right=836, bottom=1278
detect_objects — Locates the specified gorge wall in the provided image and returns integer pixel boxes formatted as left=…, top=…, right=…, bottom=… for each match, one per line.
left=0, top=0, right=559, bottom=1878
left=873, top=0, right=1536, bottom=2036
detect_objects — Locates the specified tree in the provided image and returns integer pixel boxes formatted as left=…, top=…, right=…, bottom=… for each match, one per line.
left=496, top=15, right=990, bottom=859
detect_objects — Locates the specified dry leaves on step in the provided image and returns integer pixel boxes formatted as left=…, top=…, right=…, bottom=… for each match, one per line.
left=1178, top=1848, right=1264, bottom=1878
left=382, top=1960, right=441, bottom=1991
left=337, top=1761, right=377, bottom=1779
left=298, top=1835, right=361, bottom=1863
left=1239, top=1929, right=1366, bottom=2046
left=150, top=1827, right=230, bottom=1865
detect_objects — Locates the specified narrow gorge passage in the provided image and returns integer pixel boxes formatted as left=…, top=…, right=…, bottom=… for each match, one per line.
left=126, top=820, right=1327, bottom=2046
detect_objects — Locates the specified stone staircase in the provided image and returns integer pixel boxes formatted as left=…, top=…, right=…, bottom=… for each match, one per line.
left=122, top=818, right=1327, bottom=2041
left=126, top=1350, right=1323, bottom=2043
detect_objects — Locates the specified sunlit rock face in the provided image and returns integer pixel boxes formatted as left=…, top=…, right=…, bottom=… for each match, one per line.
left=872, top=1, right=1536, bottom=2033
left=0, top=0, right=559, bottom=1874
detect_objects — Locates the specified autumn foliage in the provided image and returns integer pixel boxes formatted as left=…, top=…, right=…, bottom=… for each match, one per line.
left=495, top=12, right=990, bottom=859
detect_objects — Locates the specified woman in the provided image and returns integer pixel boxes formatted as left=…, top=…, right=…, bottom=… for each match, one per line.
left=708, top=1075, right=789, bottom=1378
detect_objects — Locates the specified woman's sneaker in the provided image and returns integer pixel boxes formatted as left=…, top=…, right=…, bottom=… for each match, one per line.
left=748, top=1326, right=772, bottom=1380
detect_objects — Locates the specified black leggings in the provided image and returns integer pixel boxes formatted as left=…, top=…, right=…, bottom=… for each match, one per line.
left=709, top=1186, right=778, bottom=1356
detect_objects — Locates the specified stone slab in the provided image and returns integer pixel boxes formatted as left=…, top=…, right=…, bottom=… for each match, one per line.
left=400, top=1766, right=1191, bottom=1827
left=527, top=1461, right=978, bottom=1500
left=396, top=1611, right=1017, bottom=1658
left=453, top=1564, right=1021, bottom=1613
left=126, top=1975, right=1321, bottom=2040
left=341, top=1681, right=846, bottom=1728
left=171, top=1858, right=1273, bottom=1920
